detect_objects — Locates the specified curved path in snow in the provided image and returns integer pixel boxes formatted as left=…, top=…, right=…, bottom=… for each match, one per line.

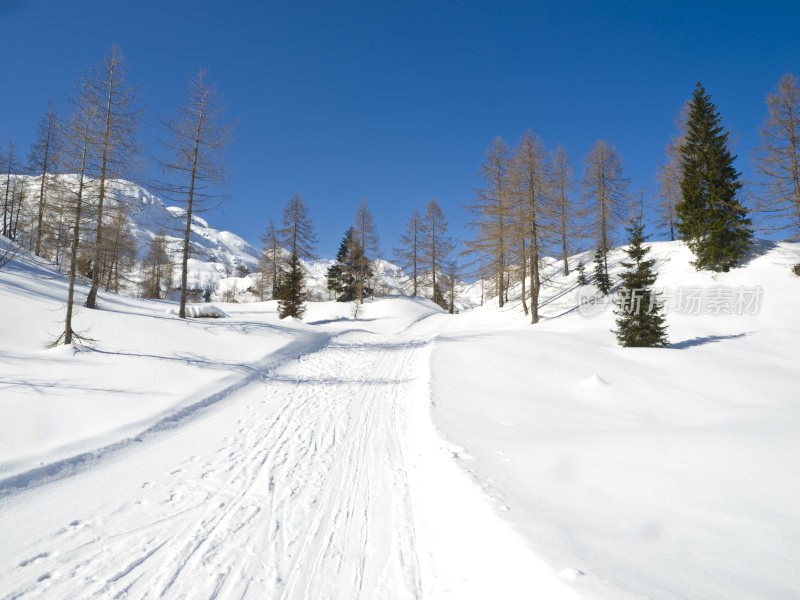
left=0, top=312, right=576, bottom=600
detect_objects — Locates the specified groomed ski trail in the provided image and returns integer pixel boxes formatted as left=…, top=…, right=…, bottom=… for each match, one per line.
left=0, top=313, right=578, bottom=600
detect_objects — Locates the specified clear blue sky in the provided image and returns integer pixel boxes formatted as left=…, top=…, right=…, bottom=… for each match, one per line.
left=1, top=0, right=798, bottom=258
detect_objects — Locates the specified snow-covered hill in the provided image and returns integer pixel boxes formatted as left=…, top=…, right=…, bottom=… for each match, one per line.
left=6, top=175, right=422, bottom=303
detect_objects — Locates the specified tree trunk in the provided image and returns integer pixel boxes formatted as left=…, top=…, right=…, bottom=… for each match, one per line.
left=65, top=148, right=89, bottom=345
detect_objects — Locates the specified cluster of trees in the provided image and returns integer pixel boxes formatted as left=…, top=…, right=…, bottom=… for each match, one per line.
left=394, top=199, right=457, bottom=312
left=256, top=194, right=460, bottom=319
left=259, top=194, right=318, bottom=320
left=0, top=47, right=232, bottom=343
left=466, top=133, right=596, bottom=324
left=3, top=52, right=799, bottom=342
left=467, top=75, right=800, bottom=345
left=326, top=199, right=381, bottom=307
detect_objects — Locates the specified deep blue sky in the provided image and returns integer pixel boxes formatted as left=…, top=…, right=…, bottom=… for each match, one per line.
left=1, top=0, right=798, bottom=258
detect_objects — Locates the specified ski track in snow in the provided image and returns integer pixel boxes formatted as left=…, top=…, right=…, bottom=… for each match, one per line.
left=0, top=327, right=433, bottom=599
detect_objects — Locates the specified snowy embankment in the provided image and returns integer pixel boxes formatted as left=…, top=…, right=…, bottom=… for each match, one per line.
left=0, top=252, right=328, bottom=486
left=429, top=240, right=800, bottom=600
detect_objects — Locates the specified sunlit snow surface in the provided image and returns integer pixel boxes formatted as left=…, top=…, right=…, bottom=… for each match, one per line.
left=0, top=236, right=799, bottom=599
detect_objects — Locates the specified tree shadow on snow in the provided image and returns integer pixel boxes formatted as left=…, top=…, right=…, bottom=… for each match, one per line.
left=670, top=332, right=750, bottom=349
left=735, top=239, right=778, bottom=268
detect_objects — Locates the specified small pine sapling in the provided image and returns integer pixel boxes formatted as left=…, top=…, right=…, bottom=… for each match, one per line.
left=613, top=216, right=669, bottom=347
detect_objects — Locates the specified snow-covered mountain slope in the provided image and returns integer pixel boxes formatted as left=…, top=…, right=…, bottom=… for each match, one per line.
left=111, top=179, right=262, bottom=290
left=7, top=175, right=421, bottom=302
left=1, top=230, right=799, bottom=599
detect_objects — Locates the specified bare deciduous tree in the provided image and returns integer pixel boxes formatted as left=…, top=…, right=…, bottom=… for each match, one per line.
left=582, top=140, right=629, bottom=278
left=512, top=131, right=553, bottom=324
left=280, top=194, right=317, bottom=261
left=259, top=219, right=281, bottom=300
left=656, top=139, right=682, bottom=241
left=467, top=137, right=512, bottom=307
left=394, top=209, right=423, bottom=297
left=753, top=73, right=800, bottom=236
left=141, top=229, right=172, bottom=299
left=82, top=46, right=142, bottom=309
left=353, top=199, right=379, bottom=303
left=28, top=104, right=60, bottom=256
left=2, top=142, right=18, bottom=238
left=159, top=70, right=233, bottom=319
left=58, top=106, right=97, bottom=345
left=421, top=199, right=454, bottom=308
left=551, top=144, right=580, bottom=276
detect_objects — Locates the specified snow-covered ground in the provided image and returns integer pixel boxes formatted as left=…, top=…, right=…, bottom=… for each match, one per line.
left=1, top=238, right=799, bottom=599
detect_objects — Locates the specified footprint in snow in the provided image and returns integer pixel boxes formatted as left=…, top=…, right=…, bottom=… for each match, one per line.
left=19, top=552, right=49, bottom=567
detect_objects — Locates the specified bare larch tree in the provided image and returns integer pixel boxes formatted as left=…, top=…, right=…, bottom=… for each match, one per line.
left=395, top=209, right=423, bottom=296
left=421, top=199, right=454, bottom=308
left=159, top=70, right=233, bottom=318
left=83, top=46, right=142, bottom=309
left=58, top=105, right=97, bottom=345
left=468, top=137, right=512, bottom=307
left=28, top=103, right=60, bottom=257
left=754, top=73, right=800, bottom=237
left=582, top=140, right=629, bottom=278
left=512, top=131, right=552, bottom=324
left=353, top=199, right=380, bottom=304
left=551, top=144, right=579, bottom=276
left=259, top=219, right=282, bottom=300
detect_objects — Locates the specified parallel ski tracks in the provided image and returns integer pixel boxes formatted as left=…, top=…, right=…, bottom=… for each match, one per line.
left=1, top=329, right=432, bottom=600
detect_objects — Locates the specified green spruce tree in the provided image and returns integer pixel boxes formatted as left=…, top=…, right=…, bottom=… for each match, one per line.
left=677, top=83, right=752, bottom=271
left=327, top=228, right=371, bottom=302
left=576, top=260, right=587, bottom=286
left=613, top=216, right=669, bottom=347
left=277, top=252, right=306, bottom=319
left=592, top=247, right=611, bottom=294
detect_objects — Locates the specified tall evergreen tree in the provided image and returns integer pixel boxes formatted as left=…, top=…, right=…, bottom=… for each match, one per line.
left=613, top=216, right=669, bottom=347
left=677, top=83, right=752, bottom=271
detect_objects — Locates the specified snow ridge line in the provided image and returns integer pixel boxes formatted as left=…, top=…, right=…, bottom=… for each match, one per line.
left=0, top=330, right=332, bottom=498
